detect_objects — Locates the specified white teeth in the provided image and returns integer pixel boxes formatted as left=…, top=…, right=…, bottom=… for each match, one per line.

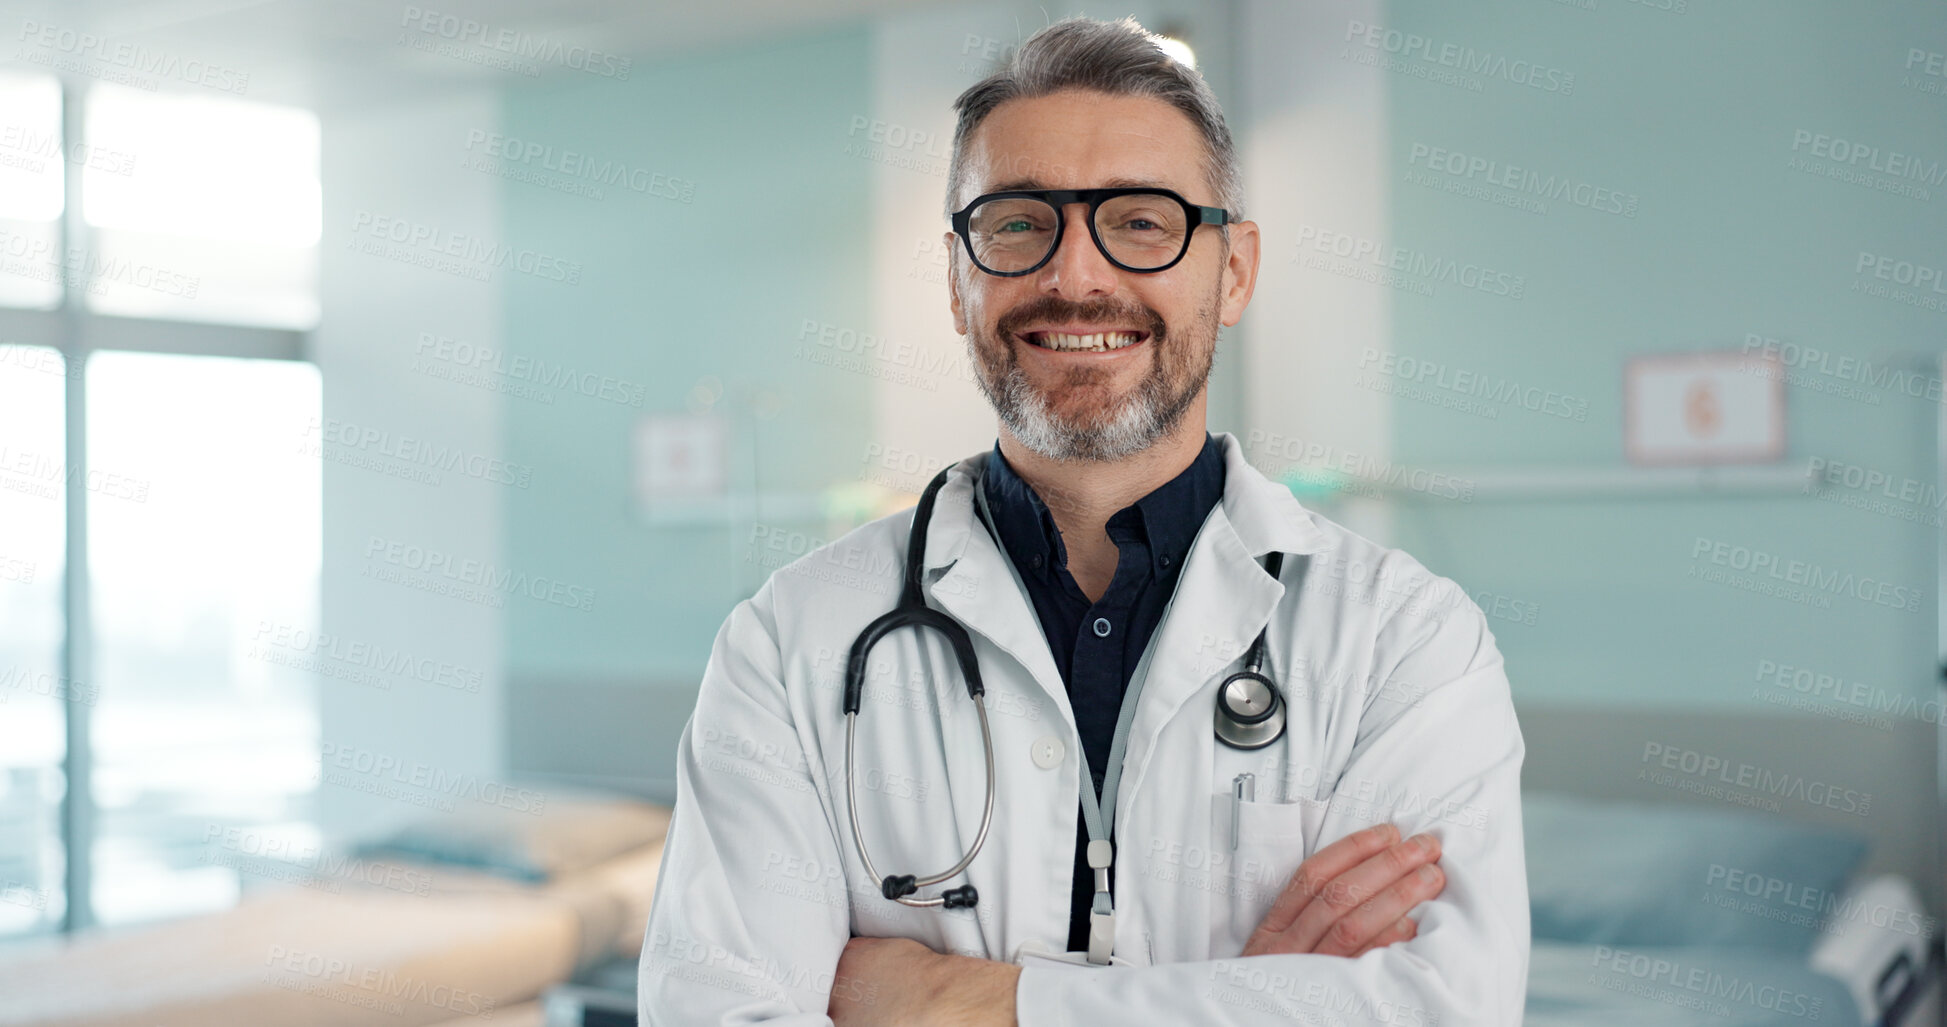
left=1033, top=331, right=1140, bottom=352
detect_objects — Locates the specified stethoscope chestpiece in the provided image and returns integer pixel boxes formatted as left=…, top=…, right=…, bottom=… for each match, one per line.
left=1214, top=669, right=1285, bottom=750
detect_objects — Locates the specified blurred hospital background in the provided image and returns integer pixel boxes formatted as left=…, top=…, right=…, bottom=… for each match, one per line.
left=0, top=0, right=1943, bottom=1023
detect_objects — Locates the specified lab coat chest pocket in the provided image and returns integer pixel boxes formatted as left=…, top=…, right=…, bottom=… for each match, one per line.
left=1208, top=790, right=1327, bottom=956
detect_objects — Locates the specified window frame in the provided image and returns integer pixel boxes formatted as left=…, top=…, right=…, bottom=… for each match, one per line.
left=2, top=77, right=315, bottom=934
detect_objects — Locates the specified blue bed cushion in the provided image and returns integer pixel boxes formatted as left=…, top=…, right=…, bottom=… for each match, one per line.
left=1525, top=940, right=1864, bottom=1027
left=1524, top=791, right=1869, bottom=954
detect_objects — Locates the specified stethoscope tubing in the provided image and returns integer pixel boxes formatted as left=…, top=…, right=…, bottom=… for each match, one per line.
left=845, top=700, right=996, bottom=906
left=844, top=462, right=998, bottom=908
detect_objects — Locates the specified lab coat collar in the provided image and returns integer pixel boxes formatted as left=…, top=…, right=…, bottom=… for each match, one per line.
left=924, top=430, right=1330, bottom=576
left=921, top=430, right=1334, bottom=731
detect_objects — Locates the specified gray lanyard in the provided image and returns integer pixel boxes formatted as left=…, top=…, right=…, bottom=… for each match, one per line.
left=970, top=460, right=1196, bottom=964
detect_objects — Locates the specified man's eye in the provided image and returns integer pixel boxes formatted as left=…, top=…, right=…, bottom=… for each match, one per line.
left=998, top=220, right=1036, bottom=234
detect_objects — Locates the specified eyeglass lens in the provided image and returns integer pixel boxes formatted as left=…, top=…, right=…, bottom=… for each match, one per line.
left=965, top=193, right=1190, bottom=273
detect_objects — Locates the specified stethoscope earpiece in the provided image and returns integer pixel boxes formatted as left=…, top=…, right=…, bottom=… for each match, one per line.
left=940, top=885, right=979, bottom=909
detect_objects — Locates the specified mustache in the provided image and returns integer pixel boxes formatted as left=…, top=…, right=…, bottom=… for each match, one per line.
left=994, top=297, right=1167, bottom=343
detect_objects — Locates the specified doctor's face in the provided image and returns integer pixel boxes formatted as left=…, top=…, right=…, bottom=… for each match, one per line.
left=948, top=89, right=1260, bottom=463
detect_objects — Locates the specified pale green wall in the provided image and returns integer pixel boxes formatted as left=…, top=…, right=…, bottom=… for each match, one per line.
left=501, top=26, right=876, bottom=683
left=1382, top=0, right=1944, bottom=708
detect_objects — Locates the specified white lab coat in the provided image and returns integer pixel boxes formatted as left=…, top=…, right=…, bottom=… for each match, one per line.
left=639, top=430, right=1529, bottom=1026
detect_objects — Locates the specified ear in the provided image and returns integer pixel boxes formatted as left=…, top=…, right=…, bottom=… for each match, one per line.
left=946, top=230, right=969, bottom=335
left=1217, top=220, right=1261, bottom=328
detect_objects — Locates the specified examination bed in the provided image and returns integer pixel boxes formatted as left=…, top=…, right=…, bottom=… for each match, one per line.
left=0, top=794, right=668, bottom=1027
left=1521, top=791, right=1939, bottom=1027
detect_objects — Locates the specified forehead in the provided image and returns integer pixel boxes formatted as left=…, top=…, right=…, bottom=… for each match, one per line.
left=959, top=89, right=1211, bottom=201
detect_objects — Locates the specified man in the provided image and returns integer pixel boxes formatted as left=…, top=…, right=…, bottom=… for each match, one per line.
left=641, top=16, right=1528, bottom=1025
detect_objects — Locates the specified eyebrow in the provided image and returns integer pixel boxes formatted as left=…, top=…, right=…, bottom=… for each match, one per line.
left=984, top=176, right=1174, bottom=192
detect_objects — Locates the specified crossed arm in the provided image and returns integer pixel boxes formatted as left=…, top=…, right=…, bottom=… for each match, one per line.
left=827, top=823, right=1447, bottom=1025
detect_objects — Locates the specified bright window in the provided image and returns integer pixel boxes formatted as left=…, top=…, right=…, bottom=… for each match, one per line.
left=85, top=351, right=322, bottom=926
left=0, top=71, right=65, bottom=310
left=81, top=84, right=320, bottom=328
left=0, top=344, right=69, bottom=936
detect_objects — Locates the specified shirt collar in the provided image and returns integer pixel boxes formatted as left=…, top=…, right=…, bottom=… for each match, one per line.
left=928, top=432, right=1331, bottom=589
left=981, top=431, right=1227, bottom=584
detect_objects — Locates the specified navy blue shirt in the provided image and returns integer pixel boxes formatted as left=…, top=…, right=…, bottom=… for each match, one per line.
left=978, top=432, right=1227, bottom=951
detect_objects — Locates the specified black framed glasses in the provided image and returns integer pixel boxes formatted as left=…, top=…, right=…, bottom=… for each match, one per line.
left=949, top=187, right=1231, bottom=277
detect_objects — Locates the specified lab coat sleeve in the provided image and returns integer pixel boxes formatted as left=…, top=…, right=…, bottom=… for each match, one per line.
left=1014, top=587, right=1530, bottom=1027
left=638, top=577, right=850, bottom=1026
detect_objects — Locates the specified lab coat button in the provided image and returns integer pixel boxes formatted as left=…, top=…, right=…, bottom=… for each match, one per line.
left=1030, top=736, right=1064, bottom=769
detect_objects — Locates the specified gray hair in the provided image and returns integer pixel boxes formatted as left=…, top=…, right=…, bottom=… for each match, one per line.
left=944, top=16, right=1243, bottom=229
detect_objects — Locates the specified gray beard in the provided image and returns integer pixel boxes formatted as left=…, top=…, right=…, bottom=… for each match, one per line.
left=967, top=302, right=1217, bottom=464
left=990, top=360, right=1174, bottom=462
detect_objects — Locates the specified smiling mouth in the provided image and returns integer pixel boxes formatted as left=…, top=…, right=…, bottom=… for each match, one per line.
left=1019, top=330, right=1148, bottom=353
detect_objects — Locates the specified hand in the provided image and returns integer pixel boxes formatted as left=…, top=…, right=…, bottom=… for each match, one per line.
left=1241, top=822, right=1444, bottom=959
left=828, top=936, right=1019, bottom=1026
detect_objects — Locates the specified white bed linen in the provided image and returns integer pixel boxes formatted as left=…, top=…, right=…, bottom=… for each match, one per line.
left=0, top=841, right=665, bottom=1027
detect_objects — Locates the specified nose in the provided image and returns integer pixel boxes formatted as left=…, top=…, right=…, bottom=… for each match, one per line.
left=1033, top=202, right=1118, bottom=299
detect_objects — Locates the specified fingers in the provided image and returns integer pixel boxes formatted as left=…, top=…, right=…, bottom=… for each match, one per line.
left=1242, top=822, right=1402, bottom=955
left=1248, top=829, right=1445, bottom=957
left=1349, top=916, right=1418, bottom=959
left=1295, top=840, right=1444, bottom=957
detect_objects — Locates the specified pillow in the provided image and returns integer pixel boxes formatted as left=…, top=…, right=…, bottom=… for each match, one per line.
left=1523, top=791, right=1868, bottom=954
left=354, top=790, right=672, bottom=884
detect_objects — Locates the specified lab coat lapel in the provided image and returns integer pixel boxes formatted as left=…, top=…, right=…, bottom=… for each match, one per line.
left=1114, top=432, right=1332, bottom=825
left=921, top=454, right=1078, bottom=730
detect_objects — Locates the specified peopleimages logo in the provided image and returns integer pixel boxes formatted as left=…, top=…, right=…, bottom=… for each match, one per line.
left=1246, top=429, right=1477, bottom=502
left=1689, top=536, right=1922, bottom=613
left=1739, top=332, right=1939, bottom=403
left=1790, top=129, right=1947, bottom=190
left=1752, top=659, right=1937, bottom=730
left=1356, top=347, right=1589, bottom=421
left=1806, top=456, right=1946, bottom=514
left=1589, top=945, right=1823, bottom=1020
left=1855, top=251, right=1947, bottom=293
left=399, top=6, right=631, bottom=79
left=15, top=19, right=252, bottom=93
left=362, top=535, right=596, bottom=612
left=303, top=416, right=533, bottom=488
left=413, top=332, right=646, bottom=408
left=1293, top=224, right=1527, bottom=298
left=316, top=741, right=545, bottom=815
left=1641, top=742, right=1872, bottom=817
left=347, top=210, right=582, bottom=285
left=461, top=130, right=692, bottom=202
left=1342, top=21, right=1575, bottom=94
left=1406, top=143, right=1639, bottom=217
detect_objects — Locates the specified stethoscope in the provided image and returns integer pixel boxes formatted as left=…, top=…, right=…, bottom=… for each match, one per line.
left=842, top=458, right=1290, bottom=962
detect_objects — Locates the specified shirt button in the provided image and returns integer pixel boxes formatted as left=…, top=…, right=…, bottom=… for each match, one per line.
left=1031, top=554, right=1043, bottom=570
left=1093, top=617, right=1111, bottom=637
left=1030, top=736, right=1065, bottom=769
left=1161, top=555, right=1172, bottom=568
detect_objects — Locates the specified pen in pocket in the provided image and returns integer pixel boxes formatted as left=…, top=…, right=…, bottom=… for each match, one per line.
left=1230, top=772, right=1254, bottom=851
